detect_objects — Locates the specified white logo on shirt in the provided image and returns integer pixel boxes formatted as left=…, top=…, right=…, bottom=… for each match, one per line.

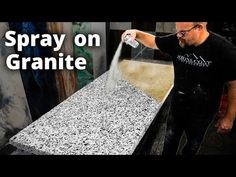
left=177, top=53, right=212, bottom=67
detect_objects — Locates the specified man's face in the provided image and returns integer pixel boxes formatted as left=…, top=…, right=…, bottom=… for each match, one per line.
left=175, top=22, right=200, bottom=48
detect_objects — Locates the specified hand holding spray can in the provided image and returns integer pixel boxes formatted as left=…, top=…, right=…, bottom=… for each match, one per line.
left=124, top=34, right=139, bottom=48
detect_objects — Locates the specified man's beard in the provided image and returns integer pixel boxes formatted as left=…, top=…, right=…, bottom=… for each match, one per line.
left=179, top=40, right=185, bottom=48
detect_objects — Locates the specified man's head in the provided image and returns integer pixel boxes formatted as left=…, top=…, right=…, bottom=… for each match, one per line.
left=175, top=22, right=208, bottom=48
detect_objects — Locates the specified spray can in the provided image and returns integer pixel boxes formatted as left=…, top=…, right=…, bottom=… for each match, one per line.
left=124, top=35, right=139, bottom=48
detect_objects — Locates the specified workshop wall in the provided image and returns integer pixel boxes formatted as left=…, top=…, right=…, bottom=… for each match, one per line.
left=0, top=23, right=32, bottom=149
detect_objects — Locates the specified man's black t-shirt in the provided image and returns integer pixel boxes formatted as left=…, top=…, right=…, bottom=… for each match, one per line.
left=155, top=32, right=236, bottom=115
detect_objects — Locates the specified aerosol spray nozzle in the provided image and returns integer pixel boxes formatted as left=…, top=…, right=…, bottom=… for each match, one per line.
left=124, top=35, right=139, bottom=48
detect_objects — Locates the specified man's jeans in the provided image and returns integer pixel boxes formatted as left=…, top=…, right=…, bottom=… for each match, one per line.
left=162, top=91, right=216, bottom=155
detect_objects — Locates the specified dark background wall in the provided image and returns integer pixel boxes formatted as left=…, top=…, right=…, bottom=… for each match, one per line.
left=107, top=22, right=236, bottom=67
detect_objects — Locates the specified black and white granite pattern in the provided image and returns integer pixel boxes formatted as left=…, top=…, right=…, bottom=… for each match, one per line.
left=9, top=72, right=161, bottom=155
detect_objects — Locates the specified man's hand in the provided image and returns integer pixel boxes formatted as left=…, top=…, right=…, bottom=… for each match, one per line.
left=121, top=29, right=157, bottom=49
left=121, top=29, right=137, bottom=42
left=216, top=116, right=234, bottom=133
left=216, top=81, right=236, bottom=134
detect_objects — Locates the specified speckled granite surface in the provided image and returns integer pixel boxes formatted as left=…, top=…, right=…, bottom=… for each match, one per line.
left=9, top=72, right=161, bottom=155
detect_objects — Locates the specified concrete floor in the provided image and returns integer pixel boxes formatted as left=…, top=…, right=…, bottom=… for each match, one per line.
left=198, top=119, right=236, bottom=155
left=149, top=117, right=236, bottom=155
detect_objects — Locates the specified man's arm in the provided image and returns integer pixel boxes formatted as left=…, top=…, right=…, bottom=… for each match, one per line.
left=121, top=29, right=158, bottom=49
left=217, top=80, right=236, bottom=133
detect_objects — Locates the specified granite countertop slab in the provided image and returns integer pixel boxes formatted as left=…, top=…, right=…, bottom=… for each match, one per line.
left=9, top=71, right=162, bottom=155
